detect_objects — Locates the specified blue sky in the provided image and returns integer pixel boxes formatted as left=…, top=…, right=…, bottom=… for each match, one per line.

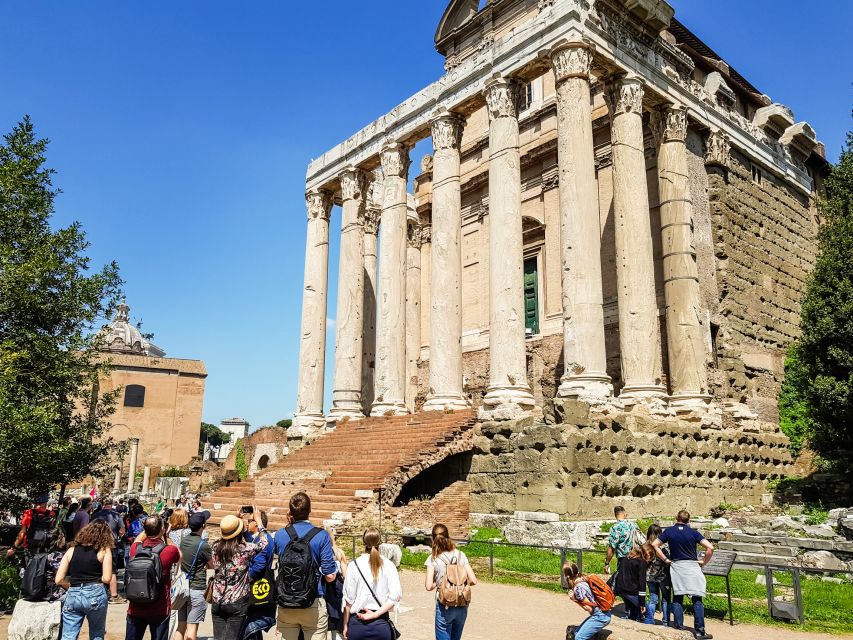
left=1, top=1, right=850, bottom=430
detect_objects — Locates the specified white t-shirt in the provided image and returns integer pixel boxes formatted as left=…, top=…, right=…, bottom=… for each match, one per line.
left=424, top=550, right=469, bottom=588
left=343, top=554, right=402, bottom=614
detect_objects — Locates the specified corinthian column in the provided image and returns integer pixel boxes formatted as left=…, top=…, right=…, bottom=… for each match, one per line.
left=550, top=43, right=612, bottom=400
left=603, top=76, right=666, bottom=401
left=480, top=77, right=536, bottom=419
left=330, top=167, right=368, bottom=420
left=361, top=174, right=382, bottom=415
left=372, top=143, right=410, bottom=416
left=405, top=205, right=422, bottom=412
left=424, top=111, right=469, bottom=411
left=651, top=105, right=711, bottom=409
left=293, top=189, right=333, bottom=430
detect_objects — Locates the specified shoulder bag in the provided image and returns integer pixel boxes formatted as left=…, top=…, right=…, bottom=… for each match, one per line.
left=352, top=558, right=401, bottom=640
left=171, top=539, right=204, bottom=611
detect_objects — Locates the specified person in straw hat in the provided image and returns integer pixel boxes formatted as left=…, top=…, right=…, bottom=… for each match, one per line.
left=210, top=507, right=270, bottom=640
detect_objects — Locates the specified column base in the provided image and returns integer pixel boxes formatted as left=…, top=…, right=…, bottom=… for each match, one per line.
left=619, top=384, right=669, bottom=413
left=557, top=373, right=613, bottom=401
left=423, top=393, right=470, bottom=412
left=370, top=399, right=408, bottom=417
left=669, top=393, right=712, bottom=412
left=328, top=398, right=366, bottom=422
left=292, top=412, right=326, bottom=430
left=479, top=386, right=537, bottom=421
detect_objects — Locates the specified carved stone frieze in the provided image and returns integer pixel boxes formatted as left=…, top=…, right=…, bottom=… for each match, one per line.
left=339, top=167, right=366, bottom=202
left=363, top=205, right=380, bottom=236
left=550, top=42, right=592, bottom=83
left=419, top=225, right=431, bottom=245
left=305, top=189, right=332, bottom=222
left=380, top=143, right=410, bottom=179
left=603, top=76, right=644, bottom=117
left=484, top=77, right=521, bottom=121
left=650, top=106, right=688, bottom=145
left=420, top=154, right=434, bottom=174
left=431, top=112, right=465, bottom=151
left=704, top=129, right=731, bottom=168
left=406, top=221, right=422, bottom=249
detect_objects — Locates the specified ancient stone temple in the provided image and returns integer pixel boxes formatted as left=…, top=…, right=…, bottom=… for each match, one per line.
left=278, top=0, right=828, bottom=526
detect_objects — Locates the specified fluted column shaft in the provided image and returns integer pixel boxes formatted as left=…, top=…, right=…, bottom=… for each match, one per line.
left=405, top=213, right=422, bottom=412
left=294, top=190, right=333, bottom=428
left=481, top=78, right=535, bottom=419
left=330, top=168, right=368, bottom=420
left=372, top=143, right=410, bottom=415
left=126, top=437, right=139, bottom=493
left=604, top=76, right=666, bottom=400
left=551, top=43, right=612, bottom=399
left=424, top=112, right=469, bottom=411
left=361, top=180, right=381, bottom=415
left=652, top=106, right=710, bottom=407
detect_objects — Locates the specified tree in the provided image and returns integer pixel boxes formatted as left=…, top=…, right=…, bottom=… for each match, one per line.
left=0, top=117, right=123, bottom=513
left=275, top=418, right=292, bottom=429
left=786, top=118, right=853, bottom=469
left=198, top=421, right=231, bottom=456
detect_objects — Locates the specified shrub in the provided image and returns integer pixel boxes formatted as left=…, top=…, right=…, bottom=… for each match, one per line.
left=235, top=439, right=248, bottom=481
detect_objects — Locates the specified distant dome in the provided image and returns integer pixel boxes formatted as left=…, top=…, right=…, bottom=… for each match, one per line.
left=99, top=300, right=165, bottom=357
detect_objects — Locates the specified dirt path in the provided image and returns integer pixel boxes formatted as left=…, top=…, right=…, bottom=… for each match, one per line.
left=3, top=569, right=848, bottom=639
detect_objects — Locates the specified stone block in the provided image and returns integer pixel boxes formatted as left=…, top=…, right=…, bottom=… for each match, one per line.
left=513, top=510, right=560, bottom=523
left=9, top=599, right=62, bottom=640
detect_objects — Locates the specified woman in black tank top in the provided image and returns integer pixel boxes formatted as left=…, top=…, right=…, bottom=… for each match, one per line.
left=54, top=520, right=114, bottom=640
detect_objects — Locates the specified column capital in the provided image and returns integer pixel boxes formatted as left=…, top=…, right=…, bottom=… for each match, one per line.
left=550, top=41, right=593, bottom=83
left=430, top=111, right=465, bottom=151
left=483, top=76, right=521, bottom=121
left=650, top=105, right=688, bottom=145
left=407, top=220, right=422, bottom=249
left=380, top=142, right=411, bottom=178
left=340, top=166, right=367, bottom=202
left=306, top=189, right=333, bottom=221
left=603, top=75, right=644, bottom=117
left=705, top=129, right=731, bottom=168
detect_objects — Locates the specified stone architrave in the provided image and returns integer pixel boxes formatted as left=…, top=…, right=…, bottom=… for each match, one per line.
left=361, top=173, right=382, bottom=415
left=550, top=43, right=612, bottom=400
left=372, top=143, right=411, bottom=416
left=651, top=106, right=711, bottom=409
left=293, top=190, right=333, bottom=431
left=480, top=77, right=536, bottom=419
left=126, top=437, right=139, bottom=493
left=330, top=167, right=368, bottom=420
left=603, top=75, right=666, bottom=401
left=405, top=208, right=422, bottom=412
left=424, top=111, right=470, bottom=411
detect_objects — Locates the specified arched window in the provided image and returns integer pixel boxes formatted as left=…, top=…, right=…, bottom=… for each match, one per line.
left=124, top=384, right=145, bottom=408
left=257, top=455, right=270, bottom=470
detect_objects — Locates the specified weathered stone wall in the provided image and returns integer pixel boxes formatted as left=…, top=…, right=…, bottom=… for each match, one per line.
left=707, top=152, right=818, bottom=421
left=469, top=400, right=792, bottom=519
left=224, top=426, right=288, bottom=476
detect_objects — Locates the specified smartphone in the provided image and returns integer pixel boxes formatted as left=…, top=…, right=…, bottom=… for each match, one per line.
left=241, top=505, right=253, bottom=514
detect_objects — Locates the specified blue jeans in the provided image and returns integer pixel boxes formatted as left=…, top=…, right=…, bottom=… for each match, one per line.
left=645, top=581, right=672, bottom=625
left=673, top=595, right=705, bottom=633
left=435, top=601, right=468, bottom=640
left=62, top=583, right=108, bottom=640
left=621, top=593, right=643, bottom=621
left=574, top=608, right=611, bottom=640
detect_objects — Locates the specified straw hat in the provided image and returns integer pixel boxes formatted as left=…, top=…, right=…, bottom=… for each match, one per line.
left=219, top=514, right=244, bottom=540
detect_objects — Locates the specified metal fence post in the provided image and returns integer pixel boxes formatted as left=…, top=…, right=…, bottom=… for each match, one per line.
left=489, top=541, right=494, bottom=577
left=576, top=550, right=583, bottom=575
left=352, top=535, right=357, bottom=561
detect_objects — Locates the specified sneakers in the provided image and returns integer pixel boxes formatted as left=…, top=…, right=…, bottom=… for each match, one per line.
left=694, top=633, right=713, bottom=640
left=109, top=595, right=127, bottom=604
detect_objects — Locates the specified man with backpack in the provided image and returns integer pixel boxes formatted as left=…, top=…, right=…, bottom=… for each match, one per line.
left=91, top=496, right=127, bottom=604
left=562, top=562, right=614, bottom=640
left=175, top=513, right=213, bottom=640
left=273, top=492, right=337, bottom=640
left=125, top=515, right=181, bottom=640
left=5, top=493, right=55, bottom=560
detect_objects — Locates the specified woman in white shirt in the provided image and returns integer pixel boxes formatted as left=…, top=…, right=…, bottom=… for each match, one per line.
left=343, top=528, right=402, bottom=640
left=424, top=524, right=478, bottom=640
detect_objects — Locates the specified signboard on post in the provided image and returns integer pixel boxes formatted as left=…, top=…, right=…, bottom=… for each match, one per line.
left=701, top=550, right=737, bottom=625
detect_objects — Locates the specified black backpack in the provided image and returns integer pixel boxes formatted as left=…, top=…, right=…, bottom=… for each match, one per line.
left=27, top=510, right=55, bottom=551
left=20, top=553, right=50, bottom=601
left=275, top=525, right=321, bottom=609
left=124, top=543, right=165, bottom=604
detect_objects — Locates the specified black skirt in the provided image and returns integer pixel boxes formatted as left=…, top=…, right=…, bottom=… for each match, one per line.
left=347, top=613, right=393, bottom=640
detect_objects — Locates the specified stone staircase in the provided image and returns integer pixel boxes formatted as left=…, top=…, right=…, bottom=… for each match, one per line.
left=205, top=410, right=477, bottom=530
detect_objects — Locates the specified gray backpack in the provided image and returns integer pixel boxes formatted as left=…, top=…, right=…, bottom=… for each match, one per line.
left=124, top=543, right=165, bottom=604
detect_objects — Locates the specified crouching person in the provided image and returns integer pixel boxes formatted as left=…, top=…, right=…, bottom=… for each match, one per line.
left=562, top=563, right=614, bottom=640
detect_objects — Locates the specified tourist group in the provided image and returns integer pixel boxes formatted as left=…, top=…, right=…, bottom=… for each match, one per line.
left=10, top=492, right=714, bottom=640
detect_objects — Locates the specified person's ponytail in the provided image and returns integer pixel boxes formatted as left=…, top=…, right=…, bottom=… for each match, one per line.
left=363, top=527, right=382, bottom=579
left=431, top=523, right=454, bottom=559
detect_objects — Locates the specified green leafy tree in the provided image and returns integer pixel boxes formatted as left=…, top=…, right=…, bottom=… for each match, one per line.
left=786, top=119, right=853, bottom=469
left=275, top=418, right=292, bottom=429
left=198, top=421, right=231, bottom=456
left=0, top=117, right=123, bottom=513
left=778, top=350, right=813, bottom=457
left=234, top=439, right=248, bottom=481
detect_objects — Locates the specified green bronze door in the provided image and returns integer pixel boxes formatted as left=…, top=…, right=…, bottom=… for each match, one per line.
left=523, top=257, right=539, bottom=336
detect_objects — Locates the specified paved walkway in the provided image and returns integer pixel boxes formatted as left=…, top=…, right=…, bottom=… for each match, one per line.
left=3, top=569, right=849, bottom=639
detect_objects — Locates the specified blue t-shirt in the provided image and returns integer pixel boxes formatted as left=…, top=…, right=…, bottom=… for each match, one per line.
left=246, top=530, right=274, bottom=581
left=659, top=524, right=704, bottom=561
left=273, top=521, right=336, bottom=596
